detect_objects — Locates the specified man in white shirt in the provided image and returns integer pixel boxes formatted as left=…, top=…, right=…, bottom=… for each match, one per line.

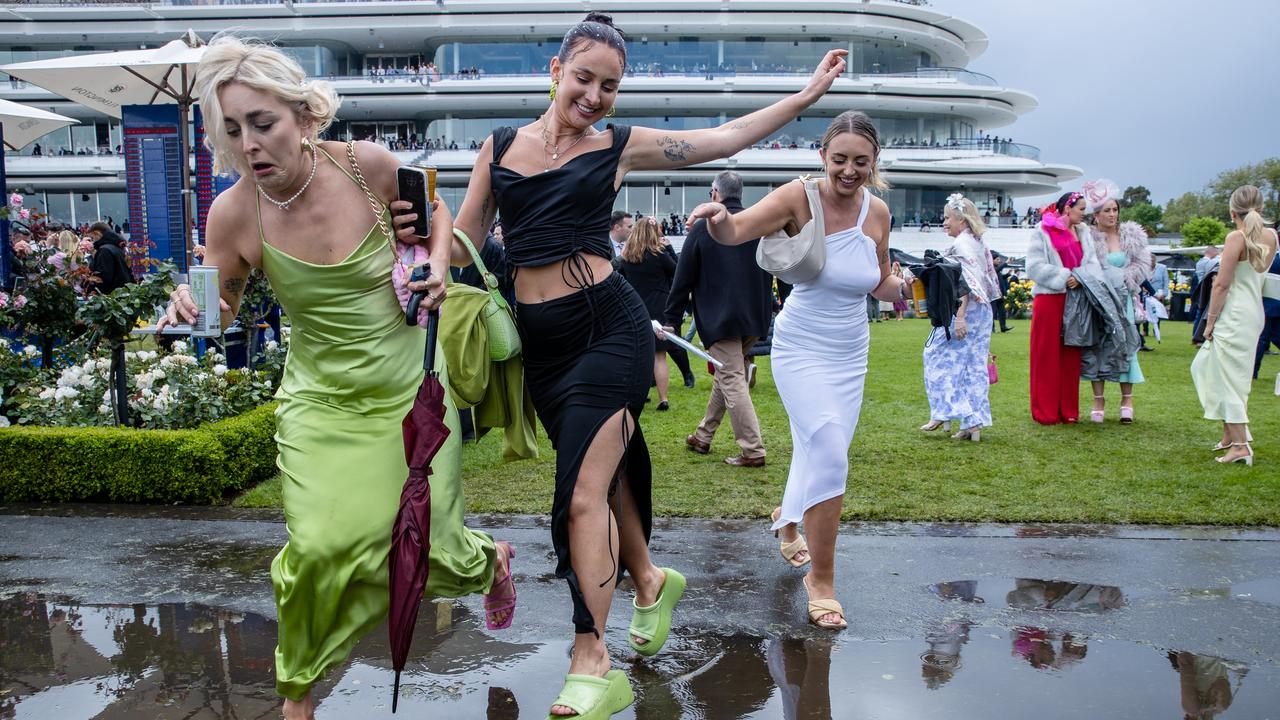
left=608, top=210, right=633, bottom=258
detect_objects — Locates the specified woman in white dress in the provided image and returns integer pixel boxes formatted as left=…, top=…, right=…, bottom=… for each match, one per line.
left=920, top=193, right=1001, bottom=441
left=689, top=111, right=909, bottom=629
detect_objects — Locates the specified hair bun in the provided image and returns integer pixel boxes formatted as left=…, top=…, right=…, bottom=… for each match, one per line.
left=583, top=12, right=615, bottom=27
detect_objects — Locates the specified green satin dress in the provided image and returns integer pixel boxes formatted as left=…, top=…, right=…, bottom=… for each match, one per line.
left=256, top=158, right=496, bottom=701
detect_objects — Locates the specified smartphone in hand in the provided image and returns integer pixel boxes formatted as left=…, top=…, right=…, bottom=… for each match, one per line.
left=396, top=166, right=432, bottom=238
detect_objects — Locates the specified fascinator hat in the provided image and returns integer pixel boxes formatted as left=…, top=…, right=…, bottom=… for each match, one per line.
left=1082, top=178, right=1121, bottom=214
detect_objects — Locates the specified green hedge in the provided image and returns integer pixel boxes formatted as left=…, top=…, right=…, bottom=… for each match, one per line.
left=0, top=404, right=278, bottom=504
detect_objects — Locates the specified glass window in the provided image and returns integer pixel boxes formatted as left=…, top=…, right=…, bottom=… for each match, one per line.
left=98, top=192, right=127, bottom=229
left=44, top=192, right=71, bottom=225
left=71, top=124, right=96, bottom=154
left=626, top=185, right=654, bottom=218
left=654, top=185, right=682, bottom=219
left=73, top=191, right=96, bottom=226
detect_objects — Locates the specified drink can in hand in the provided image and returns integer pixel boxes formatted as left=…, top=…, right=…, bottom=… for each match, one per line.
left=189, top=266, right=222, bottom=337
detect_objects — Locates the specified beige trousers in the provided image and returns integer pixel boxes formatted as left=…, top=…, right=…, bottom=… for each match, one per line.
left=694, top=336, right=765, bottom=459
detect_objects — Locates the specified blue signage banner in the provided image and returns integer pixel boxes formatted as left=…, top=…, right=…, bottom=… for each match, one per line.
left=193, top=105, right=237, bottom=244
left=122, top=104, right=186, bottom=273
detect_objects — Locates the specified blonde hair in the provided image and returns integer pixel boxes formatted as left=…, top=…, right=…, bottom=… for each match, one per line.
left=194, top=34, right=339, bottom=175
left=820, top=110, right=889, bottom=192
left=621, top=217, right=663, bottom=264
left=944, top=196, right=987, bottom=237
left=55, top=229, right=79, bottom=256
left=1229, top=184, right=1273, bottom=273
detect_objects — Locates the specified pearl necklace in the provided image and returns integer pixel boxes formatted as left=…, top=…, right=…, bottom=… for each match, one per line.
left=257, top=140, right=317, bottom=211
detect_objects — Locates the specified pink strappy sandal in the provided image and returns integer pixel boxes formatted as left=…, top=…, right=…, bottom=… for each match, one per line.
left=484, top=541, right=517, bottom=631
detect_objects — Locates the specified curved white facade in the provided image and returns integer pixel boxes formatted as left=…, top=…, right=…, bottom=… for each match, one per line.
left=0, top=0, right=1079, bottom=228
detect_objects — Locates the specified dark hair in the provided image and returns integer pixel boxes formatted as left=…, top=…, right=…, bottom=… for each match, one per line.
left=558, top=12, right=627, bottom=66
left=610, top=210, right=632, bottom=228
left=1054, top=191, right=1084, bottom=215
left=88, top=221, right=113, bottom=235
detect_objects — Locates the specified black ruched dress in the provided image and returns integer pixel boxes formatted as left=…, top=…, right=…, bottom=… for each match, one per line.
left=489, top=124, right=654, bottom=636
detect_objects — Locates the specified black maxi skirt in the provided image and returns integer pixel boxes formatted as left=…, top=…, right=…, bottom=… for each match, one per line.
left=515, top=272, right=655, bottom=636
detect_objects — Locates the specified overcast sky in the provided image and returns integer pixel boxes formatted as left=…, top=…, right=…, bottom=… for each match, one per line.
left=957, top=0, right=1280, bottom=208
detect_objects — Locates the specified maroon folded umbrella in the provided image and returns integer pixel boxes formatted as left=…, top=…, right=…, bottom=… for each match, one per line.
left=389, top=278, right=449, bottom=713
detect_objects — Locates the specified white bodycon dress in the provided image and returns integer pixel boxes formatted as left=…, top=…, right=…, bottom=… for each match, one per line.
left=770, top=188, right=882, bottom=530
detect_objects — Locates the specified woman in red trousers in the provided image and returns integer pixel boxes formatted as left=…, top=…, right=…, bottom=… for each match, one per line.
left=1024, top=191, right=1099, bottom=424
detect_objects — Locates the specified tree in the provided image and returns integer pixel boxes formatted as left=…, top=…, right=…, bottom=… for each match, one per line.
left=1163, top=192, right=1212, bottom=233
left=1180, top=216, right=1228, bottom=248
left=1119, top=203, right=1162, bottom=236
left=1120, top=185, right=1151, bottom=208
left=1206, top=158, right=1280, bottom=220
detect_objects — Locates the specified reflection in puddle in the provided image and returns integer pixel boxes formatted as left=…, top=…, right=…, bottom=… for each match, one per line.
left=929, top=577, right=1124, bottom=612
left=2, top=592, right=1277, bottom=719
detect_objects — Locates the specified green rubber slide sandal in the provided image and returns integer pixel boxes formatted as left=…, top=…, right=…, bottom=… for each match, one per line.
left=544, top=669, right=634, bottom=720
left=628, top=567, right=687, bottom=656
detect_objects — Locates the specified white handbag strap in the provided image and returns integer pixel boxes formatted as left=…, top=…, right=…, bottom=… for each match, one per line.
left=801, top=176, right=824, bottom=235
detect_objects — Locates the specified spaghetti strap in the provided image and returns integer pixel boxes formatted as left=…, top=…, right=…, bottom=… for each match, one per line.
left=854, top=187, right=871, bottom=230
left=253, top=190, right=267, bottom=245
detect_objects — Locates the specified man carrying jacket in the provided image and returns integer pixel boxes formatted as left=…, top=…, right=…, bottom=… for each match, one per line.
left=665, top=171, right=773, bottom=467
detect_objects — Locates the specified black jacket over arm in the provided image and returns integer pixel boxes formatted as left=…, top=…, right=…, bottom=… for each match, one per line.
left=663, top=198, right=773, bottom=346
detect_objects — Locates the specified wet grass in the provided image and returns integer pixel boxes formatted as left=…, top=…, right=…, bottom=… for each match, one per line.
left=235, top=319, right=1280, bottom=525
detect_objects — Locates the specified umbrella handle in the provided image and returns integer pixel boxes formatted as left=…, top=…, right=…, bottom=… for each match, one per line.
left=424, top=307, right=439, bottom=374
left=405, top=263, right=431, bottom=327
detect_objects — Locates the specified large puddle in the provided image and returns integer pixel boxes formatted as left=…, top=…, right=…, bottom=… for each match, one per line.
left=2, top=583, right=1276, bottom=719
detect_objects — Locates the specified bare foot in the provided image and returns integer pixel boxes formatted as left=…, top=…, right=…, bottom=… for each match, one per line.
left=628, top=564, right=666, bottom=648
left=484, top=541, right=516, bottom=629
left=282, top=693, right=315, bottom=720
left=550, top=641, right=611, bottom=716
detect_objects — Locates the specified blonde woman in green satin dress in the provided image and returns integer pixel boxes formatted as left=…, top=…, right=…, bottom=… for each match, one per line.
left=158, top=37, right=517, bottom=720
left=1191, top=185, right=1278, bottom=467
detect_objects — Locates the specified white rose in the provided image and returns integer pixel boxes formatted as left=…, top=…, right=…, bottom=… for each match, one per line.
left=39, top=388, right=55, bottom=400
left=213, top=364, right=228, bottom=376
left=152, top=369, right=166, bottom=380
left=265, top=340, right=279, bottom=353
left=171, top=340, right=188, bottom=353
left=54, top=387, right=79, bottom=401
left=98, top=403, right=111, bottom=415
left=22, top=345, right=38, bottom=357
left=135, top=372, right=154, bottom=390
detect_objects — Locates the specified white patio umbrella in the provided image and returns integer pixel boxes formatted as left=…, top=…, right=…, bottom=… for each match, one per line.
left=0, top=98, right=77, bottom=150
left=1, top=30, right=206, bottom=261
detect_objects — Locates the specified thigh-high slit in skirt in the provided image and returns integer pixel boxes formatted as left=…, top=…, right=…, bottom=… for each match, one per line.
left=516, top=272, right=655, bottom=636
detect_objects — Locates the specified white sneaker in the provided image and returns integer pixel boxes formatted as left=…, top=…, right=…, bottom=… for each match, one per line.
left=747, top=363, right=757, bottom=389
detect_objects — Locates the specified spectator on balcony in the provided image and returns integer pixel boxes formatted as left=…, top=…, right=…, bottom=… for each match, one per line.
left=31, top=142, right=41, bottom=156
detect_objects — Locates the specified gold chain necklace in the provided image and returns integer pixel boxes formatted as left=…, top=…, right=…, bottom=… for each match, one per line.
left=539, top=118, right=589, bottom=169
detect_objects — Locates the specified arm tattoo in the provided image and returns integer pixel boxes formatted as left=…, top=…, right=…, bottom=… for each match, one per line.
left=729, top=120, right=753, bottom=130
left=222, top=277, right=246, bottom=297
left=480, top=195, right=492, bottom=224
left=878, top=246, right=889, bottom=266
left=658, top=136, right=695, bottom=162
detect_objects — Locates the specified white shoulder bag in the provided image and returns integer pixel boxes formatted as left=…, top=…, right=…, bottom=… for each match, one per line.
left=756, top=176, right=825, bottom=284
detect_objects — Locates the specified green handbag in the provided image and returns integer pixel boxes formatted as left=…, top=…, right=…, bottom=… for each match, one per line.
left=453, top=228, right=522, bottom=361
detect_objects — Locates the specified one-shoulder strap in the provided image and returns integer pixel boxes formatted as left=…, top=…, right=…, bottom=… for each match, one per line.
left=854, top=187, right=871, bottom=229
left=491, top=126, right=518, bottom=163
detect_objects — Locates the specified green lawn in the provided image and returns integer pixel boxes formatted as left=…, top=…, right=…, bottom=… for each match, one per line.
left=236, top=319, right=1280, bottom=525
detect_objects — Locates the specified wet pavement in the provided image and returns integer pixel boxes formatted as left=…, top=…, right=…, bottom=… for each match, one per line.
left=1, top=508, right=1278, bottom=718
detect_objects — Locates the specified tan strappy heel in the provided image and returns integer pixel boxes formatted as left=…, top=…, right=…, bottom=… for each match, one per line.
left=771, top=507, right=810, bottom=568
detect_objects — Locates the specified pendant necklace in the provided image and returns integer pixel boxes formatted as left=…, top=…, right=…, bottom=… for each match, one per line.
left=539, top=118, right=589, bottom=169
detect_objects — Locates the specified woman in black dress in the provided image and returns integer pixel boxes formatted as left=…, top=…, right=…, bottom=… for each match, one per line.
left=619, top=216, right=677, bottom=410
left=418, top=12, right=846, bottom=717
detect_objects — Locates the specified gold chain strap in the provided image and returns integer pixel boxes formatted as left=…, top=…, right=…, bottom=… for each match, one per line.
left=345, top=140, right=399, bottom=259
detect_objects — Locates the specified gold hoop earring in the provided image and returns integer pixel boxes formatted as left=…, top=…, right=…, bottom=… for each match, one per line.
left=301, top=137, right=311, bottom=151
left=606, top=105, right=616, bottom=118
left=549, top=80, right=558, bottom=101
